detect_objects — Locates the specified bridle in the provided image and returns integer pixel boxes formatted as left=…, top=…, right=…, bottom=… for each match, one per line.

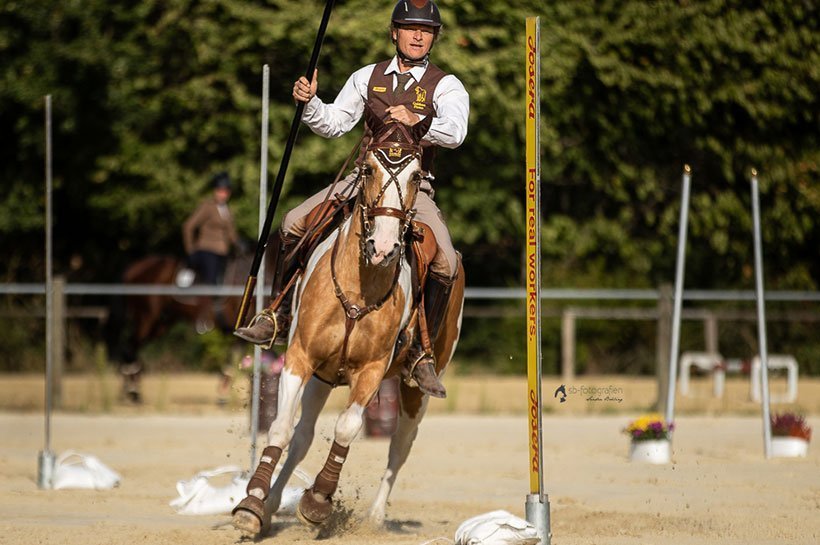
left=327, top=123, right=424, bottom=384
left=358, top=127, right=424, bottom=261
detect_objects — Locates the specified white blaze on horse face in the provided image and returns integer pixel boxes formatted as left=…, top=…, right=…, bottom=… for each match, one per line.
left=367, top=159, right=417, bottom=267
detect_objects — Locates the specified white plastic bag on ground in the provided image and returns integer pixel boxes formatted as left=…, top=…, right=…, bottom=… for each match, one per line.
left=52, top=451, right=121, bottom=490
left=454, top=510, right=540, bottom=545
left=169, top=465, right=312, bottom=516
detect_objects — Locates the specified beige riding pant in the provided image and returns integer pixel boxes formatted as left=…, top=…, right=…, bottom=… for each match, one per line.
left=282, top=171, right=457, bottom=279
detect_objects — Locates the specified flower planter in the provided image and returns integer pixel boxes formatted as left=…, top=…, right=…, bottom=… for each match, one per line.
left=629, top=439, right=671, bottom=464
left=770, top=437, right=809, bottom=458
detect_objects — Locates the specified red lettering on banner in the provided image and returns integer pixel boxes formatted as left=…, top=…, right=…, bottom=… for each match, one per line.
left=529, top=389, right=540, bottom=473
left=527, top=37, right=536, bottom=120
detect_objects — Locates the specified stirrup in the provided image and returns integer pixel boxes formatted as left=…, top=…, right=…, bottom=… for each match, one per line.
left=403, top=351, right=446, bottom=398
left=237, top=308, right=278, bottom=350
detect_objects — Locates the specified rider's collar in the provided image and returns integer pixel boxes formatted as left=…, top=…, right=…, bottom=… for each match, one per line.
left=387, top=54, right=428, bottom=78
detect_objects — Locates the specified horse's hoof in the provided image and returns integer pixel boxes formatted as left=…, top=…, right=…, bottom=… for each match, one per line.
left=232, top=496, right=264, bottom=538
left=297, top=488, right=332, bottom=525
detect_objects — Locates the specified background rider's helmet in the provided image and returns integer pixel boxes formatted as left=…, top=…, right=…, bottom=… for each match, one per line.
left=391, top=0, right=441, bottom=29
left=211, top=171, right=232, bottom=190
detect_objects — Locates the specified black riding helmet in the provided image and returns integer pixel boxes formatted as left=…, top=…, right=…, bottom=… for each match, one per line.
left=390, top=0, right=442, bottom=66
left=391, top=0, right=441, bottom=28
left=211, top=171, right=232, bottom=190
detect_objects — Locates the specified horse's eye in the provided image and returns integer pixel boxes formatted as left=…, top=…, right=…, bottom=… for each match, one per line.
left=411, top=172, right=422, bottom=184
left=362, top=165, right=373, bottom=175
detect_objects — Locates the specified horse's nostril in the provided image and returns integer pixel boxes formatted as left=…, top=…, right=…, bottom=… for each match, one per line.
left=365, top=239, right=376, bottom=255
left=385, top=243, right=401, bottom=260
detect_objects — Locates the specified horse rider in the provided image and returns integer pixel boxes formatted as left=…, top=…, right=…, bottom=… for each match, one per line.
left=183, top=171, right=240, bottom=286
left=235, top=0, right=469, bottom=399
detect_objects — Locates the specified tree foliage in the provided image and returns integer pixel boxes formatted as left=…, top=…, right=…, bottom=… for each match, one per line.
left=1, top=0, right=817, bottom=293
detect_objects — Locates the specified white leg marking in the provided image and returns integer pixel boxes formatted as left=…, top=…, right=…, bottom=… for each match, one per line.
left=268, top=376, right=332, bottom=513
left=267, top=368, right=306, bottom=448
left=368, top=396, right=429, bottom=524
left=334, top=402, right=366, bottom=448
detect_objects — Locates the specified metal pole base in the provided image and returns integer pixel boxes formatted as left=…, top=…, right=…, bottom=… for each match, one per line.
left=526, top=493, right=552, bottom=545
left=37, top=450, right=55, bottom=489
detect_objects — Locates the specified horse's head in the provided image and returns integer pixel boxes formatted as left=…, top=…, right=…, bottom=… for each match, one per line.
left=358, top=108, right=433, bottom=267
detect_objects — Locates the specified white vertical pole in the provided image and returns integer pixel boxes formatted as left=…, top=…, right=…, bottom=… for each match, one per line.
left=664, top=165, right=692, bottom=432
left=750, top=168, right=772, bottom=458
left=38, top=95, right=56, bottom=489
left=250, top=65, right=270, bottom=471
left=524, top=16, right=550, bottom=545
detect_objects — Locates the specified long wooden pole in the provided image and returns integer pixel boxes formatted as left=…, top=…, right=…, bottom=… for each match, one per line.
left=235, top=0, right=336, bottom=329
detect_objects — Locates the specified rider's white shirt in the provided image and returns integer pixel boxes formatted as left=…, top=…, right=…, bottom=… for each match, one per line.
left=301, top=56, right=469, bottom=149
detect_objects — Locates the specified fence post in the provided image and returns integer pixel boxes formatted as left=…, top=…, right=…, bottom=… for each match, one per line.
left=704, top=312, right=718, bottom=354
left=51, top=275, right=65, bottom=408
left=561, top=308, right=575, bottom=383
left=656, top=284, right=673, bottom=413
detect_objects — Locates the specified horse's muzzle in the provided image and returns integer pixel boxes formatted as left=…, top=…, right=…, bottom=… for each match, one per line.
left=365, top=239, right=401, bottom=267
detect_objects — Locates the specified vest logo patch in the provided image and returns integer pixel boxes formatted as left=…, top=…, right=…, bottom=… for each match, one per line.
left=412, top=86, right=427, bottom=110
left=372, top=86, right=387, bottom=93
left=388, top=147, right=402, bottom=158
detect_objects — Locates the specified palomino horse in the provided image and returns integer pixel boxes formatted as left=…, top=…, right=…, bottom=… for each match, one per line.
left=105, top=253, right=253, bottom=402
left=231, top=114, right=465, bottom=536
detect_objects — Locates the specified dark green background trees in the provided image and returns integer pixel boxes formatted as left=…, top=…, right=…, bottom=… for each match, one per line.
left=1, top=1, right=818, bottom=373
left=2, top=0, right=817, bottom=289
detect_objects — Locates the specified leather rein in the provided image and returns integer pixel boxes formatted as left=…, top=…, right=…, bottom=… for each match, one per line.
left=328, top=128, right=423, bottom=384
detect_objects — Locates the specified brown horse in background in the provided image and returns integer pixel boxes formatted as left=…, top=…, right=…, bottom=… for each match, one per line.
left=104, top=252, right=261, bottom=402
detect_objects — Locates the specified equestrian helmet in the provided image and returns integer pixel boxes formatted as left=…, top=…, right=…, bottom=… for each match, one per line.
left=211, top=171, right=232, bottom=190
left=391, top=0, right=441, bottom=28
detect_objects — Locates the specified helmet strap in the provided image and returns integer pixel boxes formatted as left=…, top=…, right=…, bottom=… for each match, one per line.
left=395, top=45, right=430, bottom=67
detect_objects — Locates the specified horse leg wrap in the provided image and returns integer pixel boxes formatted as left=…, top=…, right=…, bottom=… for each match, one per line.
left=298, top=441, right=349, bottom=524
left=246, top=445, right=283, bottom=497
left=314, top=441, right=349, bottom=497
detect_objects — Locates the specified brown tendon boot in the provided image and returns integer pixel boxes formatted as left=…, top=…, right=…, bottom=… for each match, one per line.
left=403, top=273, right=453, bottom=398
left=234, top=231, right=300, bottom=346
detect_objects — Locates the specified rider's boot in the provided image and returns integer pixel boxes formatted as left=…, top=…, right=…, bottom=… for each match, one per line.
left=402, top=273, right=453, bottom=398
left=234, top=231, right=300, bottom=346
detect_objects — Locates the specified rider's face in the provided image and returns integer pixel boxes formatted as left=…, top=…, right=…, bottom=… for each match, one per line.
left=393, top=24, right=436, bottom=61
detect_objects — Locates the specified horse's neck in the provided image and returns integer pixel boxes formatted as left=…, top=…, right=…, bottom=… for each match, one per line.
left=334, top=202, right=401, bottom=305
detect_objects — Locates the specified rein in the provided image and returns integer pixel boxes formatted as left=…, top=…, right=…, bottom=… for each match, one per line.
left=327, top=132, right=423, bottom=385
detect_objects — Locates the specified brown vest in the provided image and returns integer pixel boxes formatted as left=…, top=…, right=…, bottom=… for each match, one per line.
left=360, top=60, right=448, bottom=174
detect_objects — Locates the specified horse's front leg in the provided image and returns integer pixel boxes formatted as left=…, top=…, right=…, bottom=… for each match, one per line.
left=297, top=361, right=388, bottom=525
left=232, top=349, right=312, bottom=538
left=368, top=383, right=429, bottom=526
left=266, top=376, right=332, bottom=518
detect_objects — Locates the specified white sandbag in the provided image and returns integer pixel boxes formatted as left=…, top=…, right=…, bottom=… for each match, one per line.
left=52, top=451, right=121, bottom=490
left=454, top=510, right=540, bottom=545
left=169, top=465, right=312, bottom=516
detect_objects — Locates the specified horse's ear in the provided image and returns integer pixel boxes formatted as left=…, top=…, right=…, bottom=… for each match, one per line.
left=411, top=114, right=433, bottom=144
left=364, top=105, right=387, bottom=137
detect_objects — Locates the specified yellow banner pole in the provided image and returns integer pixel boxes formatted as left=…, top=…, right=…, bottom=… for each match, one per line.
left=524, top=16, right=551, bottom=545
left=525, top=15, right=543, bottom=498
